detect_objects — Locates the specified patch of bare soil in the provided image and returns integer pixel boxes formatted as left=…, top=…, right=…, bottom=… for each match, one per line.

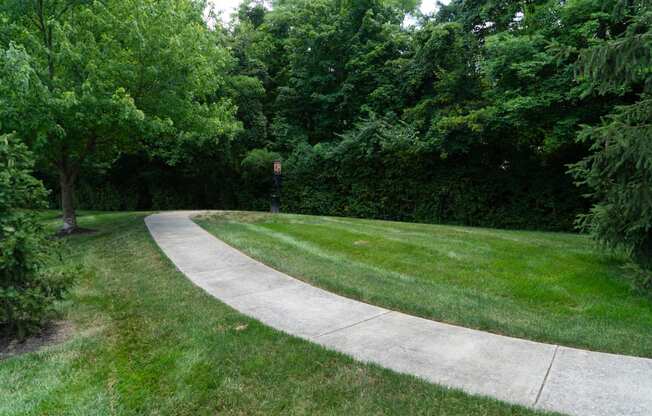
left=0, top=321, right=75, bottom=360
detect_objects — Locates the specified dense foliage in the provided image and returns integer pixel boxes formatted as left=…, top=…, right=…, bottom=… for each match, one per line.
left=1, top=1, right=651, bottom=272
left=0, top=0, right=242, bottom=232
left=570, top=2, right=652, bottom=290
left=0, top=134, right=73, bottom=338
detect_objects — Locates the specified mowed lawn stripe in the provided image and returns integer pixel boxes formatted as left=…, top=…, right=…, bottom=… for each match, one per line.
left=197, top=212, right=652, bottom=358
left=1, top=212, right=555, bottom=415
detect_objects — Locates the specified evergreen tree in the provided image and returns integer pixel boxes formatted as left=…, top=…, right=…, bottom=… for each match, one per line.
left=571, top=1, right=652, bottom=270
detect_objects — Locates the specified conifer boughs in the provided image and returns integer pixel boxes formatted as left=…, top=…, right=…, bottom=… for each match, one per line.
left=572, top=2, right=652, bottom=287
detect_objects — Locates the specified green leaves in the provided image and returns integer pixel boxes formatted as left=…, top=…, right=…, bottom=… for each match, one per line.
left=0, top=133, right=74, bottom=338
left=0, top=134, right=47, bottom=211
left=577, top=11, right=652, bottom=95
left=570, top=5, right=652, bottom=279
left=571, top=98, right=652, bottom=264
left=1, top=0, right=244, bottom=229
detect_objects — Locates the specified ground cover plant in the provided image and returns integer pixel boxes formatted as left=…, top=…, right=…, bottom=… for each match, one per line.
left=197, top=211, right=652, bottom=358
left=0, top=211, right=559, bottom=415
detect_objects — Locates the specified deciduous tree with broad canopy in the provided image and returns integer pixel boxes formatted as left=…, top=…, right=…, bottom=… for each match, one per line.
left=0, top=0, right=241, bottom=233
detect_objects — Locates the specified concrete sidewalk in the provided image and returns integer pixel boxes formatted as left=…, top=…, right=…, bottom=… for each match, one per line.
left=146, top=211, right=652, bottom=416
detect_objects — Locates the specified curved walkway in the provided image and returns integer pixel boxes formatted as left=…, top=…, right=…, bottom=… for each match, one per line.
left=146, top=212, right=652, bottom=416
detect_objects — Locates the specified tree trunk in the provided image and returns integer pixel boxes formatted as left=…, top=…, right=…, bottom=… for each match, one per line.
left=60, top=173, right=77, bottom=233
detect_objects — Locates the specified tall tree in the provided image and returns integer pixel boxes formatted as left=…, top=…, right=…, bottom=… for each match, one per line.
left=571, top=1, right=652, bottom=266
left=0, top=0, right=143, bottom=233
left=0, top=0, right=240, bottom=233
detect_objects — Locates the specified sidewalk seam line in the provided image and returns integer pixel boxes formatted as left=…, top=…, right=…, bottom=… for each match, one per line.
left=313, top=311, right=391, bottom=339
left=535, top=345, right=559, bottom=406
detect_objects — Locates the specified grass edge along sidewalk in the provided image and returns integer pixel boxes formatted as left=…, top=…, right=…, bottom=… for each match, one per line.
left=197, top=211, right=652, bottom=359
left=0, top=211, right=556, bottom=416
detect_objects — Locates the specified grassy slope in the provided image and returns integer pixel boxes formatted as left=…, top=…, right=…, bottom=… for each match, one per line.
left=197, top=212, right=652, bottom=358
left=0, top=212, right=553, bottom=415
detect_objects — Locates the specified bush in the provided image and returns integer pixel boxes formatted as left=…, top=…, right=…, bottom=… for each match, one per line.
left=0, top=134, right=74, bottom=339
left=75, top=182, right=138, bottom=211
left=240, top=148, right=281, bottom=210
left=282, top=119, right=585, bottom=231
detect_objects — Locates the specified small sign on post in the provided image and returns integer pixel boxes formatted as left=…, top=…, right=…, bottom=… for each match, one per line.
left=271, top=160, right=282, bottom=213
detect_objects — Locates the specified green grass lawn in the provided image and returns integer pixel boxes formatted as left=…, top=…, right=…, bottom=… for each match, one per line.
left=197, top=211, right=652, bottom=358
left=0, top=211, right=554, bottom=415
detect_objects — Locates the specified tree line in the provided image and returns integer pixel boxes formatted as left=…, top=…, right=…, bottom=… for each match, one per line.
left=1, top=0, right=651, bottom=286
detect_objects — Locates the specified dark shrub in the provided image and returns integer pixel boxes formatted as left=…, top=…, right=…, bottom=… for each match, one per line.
left=0, top=134, right=74, bottom=339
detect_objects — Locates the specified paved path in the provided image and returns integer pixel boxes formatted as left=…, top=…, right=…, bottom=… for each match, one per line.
left=146, top=211, right=652, bottom=416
